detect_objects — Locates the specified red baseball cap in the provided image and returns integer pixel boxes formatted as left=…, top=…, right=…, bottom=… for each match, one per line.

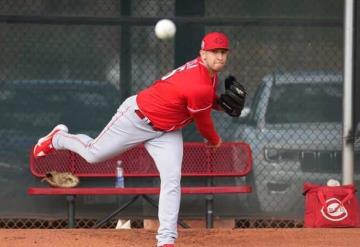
left=201, top=32, right=229, bottom=51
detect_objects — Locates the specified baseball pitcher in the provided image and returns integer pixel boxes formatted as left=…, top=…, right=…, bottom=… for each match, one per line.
left=33, top=32, right=246, bottom=247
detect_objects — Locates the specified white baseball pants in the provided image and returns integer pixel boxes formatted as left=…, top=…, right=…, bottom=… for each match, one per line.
left=53, top=95, right=183, bottom=245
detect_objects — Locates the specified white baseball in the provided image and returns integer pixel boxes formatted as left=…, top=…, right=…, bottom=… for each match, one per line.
left=154, top=19, right=176, bottom=40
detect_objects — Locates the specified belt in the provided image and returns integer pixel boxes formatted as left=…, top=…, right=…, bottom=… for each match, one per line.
left=135, top=110, right=162, bottom=131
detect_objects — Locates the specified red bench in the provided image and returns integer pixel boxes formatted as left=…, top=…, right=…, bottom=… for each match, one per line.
left=28, top=142, right=252, bottom=228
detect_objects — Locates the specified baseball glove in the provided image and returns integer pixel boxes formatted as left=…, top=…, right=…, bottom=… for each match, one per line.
left=217, top=75, right=247, bottom=117
left=41, top=171, right=80, bottom=188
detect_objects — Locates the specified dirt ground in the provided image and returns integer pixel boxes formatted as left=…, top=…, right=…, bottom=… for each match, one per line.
left=1, top=228, right=360, bottom=247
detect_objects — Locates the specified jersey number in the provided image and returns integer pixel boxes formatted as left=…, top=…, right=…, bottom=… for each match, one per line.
left=161, top=59, right=198, bottom=80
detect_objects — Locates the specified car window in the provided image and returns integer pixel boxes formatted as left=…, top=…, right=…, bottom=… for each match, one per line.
left=0, top=81, right=119, bottom=132
left=244, top=82, right=267, bottom=125
left=266, top=83, right=342, bottom=123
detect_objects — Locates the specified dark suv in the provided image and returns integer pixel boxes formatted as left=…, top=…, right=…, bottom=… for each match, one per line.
left=0, top=80, right=120, bottom=210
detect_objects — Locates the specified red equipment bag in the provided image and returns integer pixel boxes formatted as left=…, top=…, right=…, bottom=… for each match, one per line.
left=303, top=182, right=360, bottom=227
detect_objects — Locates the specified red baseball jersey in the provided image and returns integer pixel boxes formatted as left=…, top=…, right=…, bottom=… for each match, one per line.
left=136, top=57, right=221, bottom=144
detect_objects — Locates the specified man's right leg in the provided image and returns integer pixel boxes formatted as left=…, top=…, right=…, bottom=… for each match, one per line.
left=51, top=96, right=162, bottom=163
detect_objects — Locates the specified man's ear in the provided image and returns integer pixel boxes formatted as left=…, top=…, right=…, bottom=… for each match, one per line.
left=199, top=50, right=206, bottom=60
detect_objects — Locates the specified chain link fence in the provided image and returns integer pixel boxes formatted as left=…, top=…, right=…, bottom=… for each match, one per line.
left=0, top=0, right=349, bottom=228
left=0, top=217, right=304, bottom=229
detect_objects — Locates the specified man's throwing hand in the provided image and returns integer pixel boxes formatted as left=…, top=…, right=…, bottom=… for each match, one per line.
left=206, top=138, right=222, bottom=149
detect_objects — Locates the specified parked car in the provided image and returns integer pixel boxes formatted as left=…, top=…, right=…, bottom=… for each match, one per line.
left=0, top=79, right=120, bottom=214
left=233, top=71, right=359, bottom=217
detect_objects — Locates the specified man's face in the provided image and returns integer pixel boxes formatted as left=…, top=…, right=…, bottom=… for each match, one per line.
left=200, top=48, right=229, bottom=73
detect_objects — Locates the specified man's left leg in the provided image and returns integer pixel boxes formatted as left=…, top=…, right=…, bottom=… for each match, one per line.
left=145, top=130, right=183, bottom=246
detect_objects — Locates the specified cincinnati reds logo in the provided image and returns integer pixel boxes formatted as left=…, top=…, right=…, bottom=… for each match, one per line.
left=320, top=198, right=348, bottom=222
left=214, top=37, right=226, bottom=45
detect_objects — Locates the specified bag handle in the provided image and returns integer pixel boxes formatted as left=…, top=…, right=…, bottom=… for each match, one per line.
left=317, top=188, right=354, bottom=211
left=342, top=189, right=355, bottom=204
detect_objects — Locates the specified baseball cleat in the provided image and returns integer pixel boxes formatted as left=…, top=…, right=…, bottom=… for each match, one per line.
left=33, top=124, right=68, bottom=157
left=159, top=245, right=175, bottom=247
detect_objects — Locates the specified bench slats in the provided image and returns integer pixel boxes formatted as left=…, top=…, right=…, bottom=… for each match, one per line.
left=30, top=142, right=252, bottom=178
left=28, top=185, right=251, bottom=195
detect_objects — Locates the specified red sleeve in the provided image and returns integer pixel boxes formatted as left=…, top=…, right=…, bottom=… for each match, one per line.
left=186, top=86, right=213, bottom=113
left=212, top=94, right=223, bottom=111
left=212, top=76, right=223, bottom=111
left=186, top=85, right=220, bottom=145
left=192, top=109, right=221, bottom=145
